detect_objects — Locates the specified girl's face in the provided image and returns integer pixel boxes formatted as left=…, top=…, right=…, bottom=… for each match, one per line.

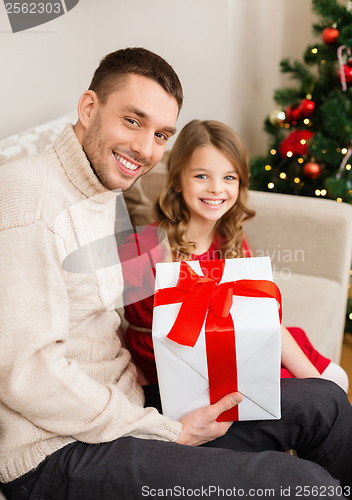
left=179, top=144, right=240, bottom=227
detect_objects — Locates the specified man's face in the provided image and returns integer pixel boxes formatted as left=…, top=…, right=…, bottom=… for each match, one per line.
left=81, top=74, right=179, bottom=192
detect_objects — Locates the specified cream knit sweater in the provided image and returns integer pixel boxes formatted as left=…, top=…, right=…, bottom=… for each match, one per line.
left=0, top=125, right=182, bottom=483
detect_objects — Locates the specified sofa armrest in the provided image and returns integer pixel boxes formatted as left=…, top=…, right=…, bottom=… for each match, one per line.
left=244, top=190, right=352, bottom=286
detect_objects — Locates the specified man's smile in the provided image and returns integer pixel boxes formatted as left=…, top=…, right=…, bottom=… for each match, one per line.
left=113, top=152, right=142, bottom=176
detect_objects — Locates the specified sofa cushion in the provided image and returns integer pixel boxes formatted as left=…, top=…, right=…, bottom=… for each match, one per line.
left=0, top=113, right=77, bottom=166
left=275, top=271, right=342, bottom=359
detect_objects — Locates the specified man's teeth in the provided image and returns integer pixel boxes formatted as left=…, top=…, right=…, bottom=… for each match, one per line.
left=114, top=153, right=139, bottom=171
left=201, top=199, right=224, bottom=205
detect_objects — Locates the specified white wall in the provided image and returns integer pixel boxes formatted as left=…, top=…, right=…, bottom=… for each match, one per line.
left=0, top=0, right=318, bottom=156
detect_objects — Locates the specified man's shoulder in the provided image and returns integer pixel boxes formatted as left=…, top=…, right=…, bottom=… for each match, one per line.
left=0, top=150, right=61, bottom=229
left=0, top=151, right=51, bottom=178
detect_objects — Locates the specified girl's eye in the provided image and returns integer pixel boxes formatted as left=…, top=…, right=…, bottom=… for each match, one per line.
left=225, top=175, right=239, bottom=181
left=195, top=174, right=207, bottom=179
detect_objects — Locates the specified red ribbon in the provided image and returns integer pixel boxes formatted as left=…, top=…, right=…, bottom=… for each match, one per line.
left=154, top=260, right=282, bottom=421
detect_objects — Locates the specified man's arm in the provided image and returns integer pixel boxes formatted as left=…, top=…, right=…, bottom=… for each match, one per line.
left=1, top=217, right=243, bottom=447
left=0, top=219, right=181, bottom=443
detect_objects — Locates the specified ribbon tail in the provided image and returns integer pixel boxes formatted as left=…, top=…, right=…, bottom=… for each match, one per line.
left=205, top=311, right=239, bottom=422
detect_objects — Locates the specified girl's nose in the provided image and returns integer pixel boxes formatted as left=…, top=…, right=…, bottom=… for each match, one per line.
left=208, top=179, right=222, bottom=194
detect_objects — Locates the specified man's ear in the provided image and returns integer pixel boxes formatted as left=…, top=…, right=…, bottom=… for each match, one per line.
left=77, top=90, right=99, bottom=130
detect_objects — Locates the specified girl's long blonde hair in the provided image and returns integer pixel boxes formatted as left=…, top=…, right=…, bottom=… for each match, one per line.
left=155, top=119, right=255, bottom=260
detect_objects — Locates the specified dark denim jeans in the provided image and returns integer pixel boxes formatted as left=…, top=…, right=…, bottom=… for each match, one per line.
left=1, top=379, right=351, bottom=499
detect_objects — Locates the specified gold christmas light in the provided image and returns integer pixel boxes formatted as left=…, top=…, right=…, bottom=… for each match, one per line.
left=321, top=189, right=327, bottom=196
left=315, top=189, right=321, bottom=196
left=270, top=149, right=277, bottom=155
left=287, top=151, right=293, bottom=158
left=346, top=164, right=351, bottom=170
left=279, top=172, right=287, bottom=179
left=268, top=183, right=275, bottom=189
left=337, top=198, right=343, bottom=202
left=311, top=48, right=318, bottom=54
left=294, top=177, right=300, bottom=183
left=298, top=158, right=304, bottom=164
left=341, top=148, right=348, bottom=154
left=265, top=165, right=272, bottom=171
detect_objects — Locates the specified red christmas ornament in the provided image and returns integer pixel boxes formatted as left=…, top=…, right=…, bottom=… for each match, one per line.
left=298, top=98, right=315, bottom=118
left=285, top=105, right=301, bottom=124
left=322, top=26, right=339, bottom=44
left=338, top=62, right=352, bottom=86
left=279, top=130, right=314, bottom=158
left=303, top=161, right=322, bottom=179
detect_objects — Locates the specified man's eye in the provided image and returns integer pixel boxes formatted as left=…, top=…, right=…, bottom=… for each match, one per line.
left=155, top=132, right=168, bottom=141
left=125, top=118, right=139, bottom=126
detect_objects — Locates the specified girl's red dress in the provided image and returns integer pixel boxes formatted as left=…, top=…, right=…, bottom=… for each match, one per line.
left=119, top=226, right=330, bottom=385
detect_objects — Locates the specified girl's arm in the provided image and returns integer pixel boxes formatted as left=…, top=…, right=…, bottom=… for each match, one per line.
left=281, top=325, right=321, bottom=378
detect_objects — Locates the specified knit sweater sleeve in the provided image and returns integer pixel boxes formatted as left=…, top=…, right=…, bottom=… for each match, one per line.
left=0, top=218, right=181, bottom=443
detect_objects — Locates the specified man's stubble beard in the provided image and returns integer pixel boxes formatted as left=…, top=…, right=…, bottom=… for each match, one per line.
left=82, top=114, right=155, bottom=192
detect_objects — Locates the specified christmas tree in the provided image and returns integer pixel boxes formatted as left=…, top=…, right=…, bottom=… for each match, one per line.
left=249, top=0, right=352, bottom=333
left=250, top=0, right=352, bottom=202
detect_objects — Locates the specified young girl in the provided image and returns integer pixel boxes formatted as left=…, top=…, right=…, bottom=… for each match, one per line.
left=120, top=119, right=348, bottom=392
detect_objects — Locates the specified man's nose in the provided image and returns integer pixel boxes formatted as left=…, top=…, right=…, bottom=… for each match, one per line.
left=131, top=131, right=155, bottom=160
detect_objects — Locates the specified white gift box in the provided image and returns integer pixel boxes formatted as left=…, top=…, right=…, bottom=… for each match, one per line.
left=152, top=257, right=282, bottom=421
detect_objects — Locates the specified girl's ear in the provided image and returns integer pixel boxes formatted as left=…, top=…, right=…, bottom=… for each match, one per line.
left=77, top=90, right=99, bottom=130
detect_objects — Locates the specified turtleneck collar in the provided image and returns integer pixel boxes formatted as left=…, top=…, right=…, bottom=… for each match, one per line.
left=54, top=124, right=109, bottom=200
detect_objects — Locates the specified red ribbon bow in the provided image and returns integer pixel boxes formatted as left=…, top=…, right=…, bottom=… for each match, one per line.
left=154, top=260, right=282, bottom=421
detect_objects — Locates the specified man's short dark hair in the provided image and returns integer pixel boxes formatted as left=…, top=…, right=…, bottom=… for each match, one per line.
left=89, top=47, right=183, bottom=111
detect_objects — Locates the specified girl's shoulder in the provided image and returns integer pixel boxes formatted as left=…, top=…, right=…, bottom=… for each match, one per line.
left=119, top=222, right=161, bottom=254
left=242, top=237, right=251, bottom=257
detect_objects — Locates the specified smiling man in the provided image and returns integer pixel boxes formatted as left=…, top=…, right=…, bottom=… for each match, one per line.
left=1, top=47, right=352, bottom=500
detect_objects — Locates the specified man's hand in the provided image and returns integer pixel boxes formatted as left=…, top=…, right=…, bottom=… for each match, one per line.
left=176, top=392, right=243, bottom=446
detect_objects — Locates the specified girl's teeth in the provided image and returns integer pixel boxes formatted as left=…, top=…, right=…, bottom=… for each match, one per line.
left=202, top=199, right=223, bottom=205
left=115, top=153, right=138, bottom=171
